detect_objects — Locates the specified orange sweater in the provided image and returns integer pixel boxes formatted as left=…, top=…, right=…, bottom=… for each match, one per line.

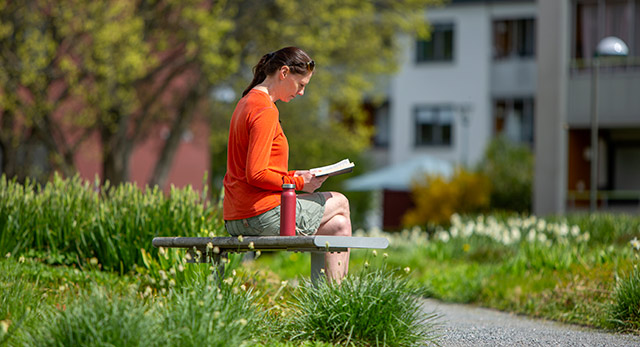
left=223, top=89, right=304, bottom=220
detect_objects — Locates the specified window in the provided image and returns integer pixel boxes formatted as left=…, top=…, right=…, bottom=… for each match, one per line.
left=573, top=0, right=639, bottom=61
left=415, top=106, right=454, bottom=146
left=373, top=103, right=390, bottom=147
left=493, top=98, right=535, bottom=145
left=416, top=23, right=454, bottom=63
left=493, top=18, right=536, bottom=59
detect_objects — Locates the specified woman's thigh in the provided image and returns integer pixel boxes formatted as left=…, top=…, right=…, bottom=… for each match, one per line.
left=225, top=192, right=327, bottom=236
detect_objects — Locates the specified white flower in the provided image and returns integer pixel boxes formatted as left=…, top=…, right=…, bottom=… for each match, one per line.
left=1, top=320, right=10, bottom=334
left=631, top=237, right=640, bottom=251
left=404, top=267, right=411, bottom=274
left=537, top=220, right=547, bottom=231
left=571, top=225, right=581, bottom=237
left=437, top=231, right=450, bottom=243
left=537, top=233, right=547, bottom=243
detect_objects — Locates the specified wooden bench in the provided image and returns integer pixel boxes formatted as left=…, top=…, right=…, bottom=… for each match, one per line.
left=152, top=235, right=389, bottom=283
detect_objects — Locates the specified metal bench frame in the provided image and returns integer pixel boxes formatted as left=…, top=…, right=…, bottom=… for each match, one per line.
left=152, top=235, right=389, bottom=283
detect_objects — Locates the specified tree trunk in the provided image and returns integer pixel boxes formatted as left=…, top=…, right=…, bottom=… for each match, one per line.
left=100, top=109, right=131, bottom=188
left=148, top=81, right=205, bottom=190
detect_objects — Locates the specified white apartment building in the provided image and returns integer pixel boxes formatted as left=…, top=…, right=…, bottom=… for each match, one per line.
left=351, top=0, right=640, bottom=228
left=349, top=0, right=538, bottom=228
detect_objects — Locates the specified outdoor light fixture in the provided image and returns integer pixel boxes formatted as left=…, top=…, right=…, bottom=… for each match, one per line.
left=590, top=36, right=629, bottom=212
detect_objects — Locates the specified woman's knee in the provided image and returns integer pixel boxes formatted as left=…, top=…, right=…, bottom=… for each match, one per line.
left=328, top=214, right=352, bottom=236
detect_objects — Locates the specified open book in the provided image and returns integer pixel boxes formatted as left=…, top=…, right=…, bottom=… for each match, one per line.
left=310, top=159, right=355, bottom=177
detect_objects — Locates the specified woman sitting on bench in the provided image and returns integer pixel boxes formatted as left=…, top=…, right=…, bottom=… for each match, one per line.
left=223, top=47, right=351, bottom=282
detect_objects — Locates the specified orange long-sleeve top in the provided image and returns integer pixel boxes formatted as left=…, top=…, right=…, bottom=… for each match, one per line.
left=223, top=89, right=304, bottom=220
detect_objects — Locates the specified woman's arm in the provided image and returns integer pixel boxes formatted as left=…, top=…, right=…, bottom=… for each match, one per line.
left=245, top=108, right=304, bottom=190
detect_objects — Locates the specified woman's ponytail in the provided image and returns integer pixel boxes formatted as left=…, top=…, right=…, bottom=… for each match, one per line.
left=242, top=53, right=272, bottom=97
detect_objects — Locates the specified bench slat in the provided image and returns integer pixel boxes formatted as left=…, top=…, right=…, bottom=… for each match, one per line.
left=152, top=236, right=389, bottom=253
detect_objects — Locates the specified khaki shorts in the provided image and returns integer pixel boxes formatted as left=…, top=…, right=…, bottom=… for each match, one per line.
left=225, top=192, right=326, bottom=236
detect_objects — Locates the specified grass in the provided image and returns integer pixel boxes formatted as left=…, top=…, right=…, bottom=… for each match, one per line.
left=3, top=175, right=640, bottom=344
left=609, top=265, right=640, bottom=332
left=0, top=173, right=224, bottom=273
left=286, top=267, right=440, bottom=346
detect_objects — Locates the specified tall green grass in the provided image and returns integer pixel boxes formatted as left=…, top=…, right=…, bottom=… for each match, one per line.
left=0, top=174, right=224, bottom=273
left=32, top=287, right=163, bottom=347
left=286, top=267, right=440, bottom=346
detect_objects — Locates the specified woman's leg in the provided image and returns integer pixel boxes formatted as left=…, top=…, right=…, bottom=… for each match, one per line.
left=315, top=192, right=351, bottom=282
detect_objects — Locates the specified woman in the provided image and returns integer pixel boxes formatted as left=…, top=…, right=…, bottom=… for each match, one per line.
left=223, top=47, right=351, bottom=281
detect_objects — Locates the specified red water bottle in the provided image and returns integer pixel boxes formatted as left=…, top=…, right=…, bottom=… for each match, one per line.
left=280, top=183, right=296, bottom=236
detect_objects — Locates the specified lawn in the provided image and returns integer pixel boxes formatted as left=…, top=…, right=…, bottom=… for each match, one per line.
left=2, top=175, right=639, bottom=345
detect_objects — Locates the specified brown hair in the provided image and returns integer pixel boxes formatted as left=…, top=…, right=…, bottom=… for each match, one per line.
left=242, top=47, right=314, bottom=97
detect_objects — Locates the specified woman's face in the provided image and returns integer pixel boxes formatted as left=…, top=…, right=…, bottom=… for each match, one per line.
left=278, top=67, right=312, bottom=103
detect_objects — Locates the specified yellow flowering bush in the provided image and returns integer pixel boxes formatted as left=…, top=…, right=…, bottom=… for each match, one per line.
left=402, top=168, right=491, bottom=227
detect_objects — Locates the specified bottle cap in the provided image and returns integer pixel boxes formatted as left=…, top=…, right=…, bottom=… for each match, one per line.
left=282, top=183, right=296, bottom=189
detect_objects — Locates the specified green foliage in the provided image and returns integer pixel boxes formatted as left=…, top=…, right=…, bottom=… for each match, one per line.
left=403, top=168, right=491, bottom=227
left=0, top=259, right=45, bottom=345
left=2, top=0, right=444, bottom=186
left=32, top=287, right=163, bottom=347
left=609, top=266, right=640, bottom=332
left=0, top=173, right=225, bottom=273
left=557, top=213, right=640, bottom=245
left=287, top=267, right=440, bottom=346
left=478, top=136, right=534, bottom=213
left=160, top=271, right=266, bottom=347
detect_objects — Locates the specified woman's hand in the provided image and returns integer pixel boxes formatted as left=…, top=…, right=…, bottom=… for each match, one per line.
left=294, top=170, right=327, bottom=193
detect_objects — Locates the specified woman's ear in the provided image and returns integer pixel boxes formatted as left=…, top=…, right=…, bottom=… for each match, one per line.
left=279, top=65, right=290, bottom=80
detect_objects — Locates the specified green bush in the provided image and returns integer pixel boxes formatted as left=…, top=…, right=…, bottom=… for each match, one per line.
left=0, top=173, right=224, bottom=273
left=608, top=266, right=640, bottom=332
left=32, top=287, right=163, bottom=347
left=160, top=270, right=267, bottom=346
left=287, top=267, right=440, bottom=346
left=478, top=136, right=533, bottom=213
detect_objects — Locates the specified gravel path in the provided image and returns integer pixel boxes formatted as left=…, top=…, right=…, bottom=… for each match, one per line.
left=422, top=299, right=640, bottom=346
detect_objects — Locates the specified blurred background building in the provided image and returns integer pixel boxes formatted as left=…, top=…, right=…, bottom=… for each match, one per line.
left=536, top=0, right=640, bottom=215
left=348, top=0, right=640, bottom=229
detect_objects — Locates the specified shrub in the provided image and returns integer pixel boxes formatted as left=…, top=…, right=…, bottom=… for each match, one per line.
left=0, top=173, right=224, bottom=273
left=608, top=266, right=640, bottom=332
left=160, top=271, right=266, bottom=346
left=287, top=267, right=440, bottom=346
left=32, top=287, right=162, bottom=347
left=403, top=168, right=491, bottom=227
left=478, top=136, right=533, bottom=213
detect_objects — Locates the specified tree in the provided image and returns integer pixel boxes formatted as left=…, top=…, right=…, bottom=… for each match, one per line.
left=1, top=0, right=443, bottom=188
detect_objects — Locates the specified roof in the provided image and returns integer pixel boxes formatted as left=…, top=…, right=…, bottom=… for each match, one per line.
left=344, top=155, right=454, bottom=192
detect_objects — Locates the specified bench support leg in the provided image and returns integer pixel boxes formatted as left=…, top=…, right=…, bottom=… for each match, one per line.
left=310, top=252, right=325, bottom=285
